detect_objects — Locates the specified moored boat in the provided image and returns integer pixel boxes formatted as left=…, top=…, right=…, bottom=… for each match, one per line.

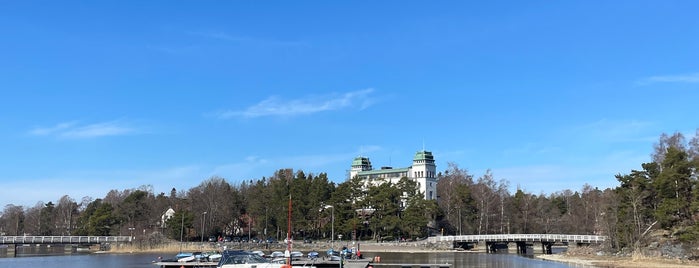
left=269, top=251, right=284, bottom=258
left=290, top=251, right=303, bottom=260
left=216, top=250, right=317, bottom=268
left=307, top=251, right=319, bottom=260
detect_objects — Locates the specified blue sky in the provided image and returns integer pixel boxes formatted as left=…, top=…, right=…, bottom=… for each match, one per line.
left=2, top=1, right=698, bottom=208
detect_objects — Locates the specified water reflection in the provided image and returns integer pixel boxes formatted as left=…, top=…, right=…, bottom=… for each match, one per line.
left=369, top=251, right=597, bottom=268
left=0, top=251, right=599, bottom=268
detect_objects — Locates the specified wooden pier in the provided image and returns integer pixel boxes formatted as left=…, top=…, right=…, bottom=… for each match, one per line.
left=369, top=264, right=451, bottom=268
left=152, top=259, right=450, bottom=268
left=153, top=261, right=217, bottom=268
left=346, top=260, right=371, bottom=268
left=286, top=259, right=371, bottom=268
left=153, top=260, right=371, bottom=268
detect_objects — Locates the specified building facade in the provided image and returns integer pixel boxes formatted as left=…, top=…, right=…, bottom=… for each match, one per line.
left=349, top=150, right=437, bottom=201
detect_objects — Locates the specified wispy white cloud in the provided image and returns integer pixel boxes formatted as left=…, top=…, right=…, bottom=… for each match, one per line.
left=146, top=44, right=200, bottom=55
left=357, top=145, right=382, bottom=156
left=1, top=165, right=204, bottom=207
left=566, top=119, right=656, bottom=143
left=637, top=72, right=699, bottom=85
left=490, top=149, right=648, bottom=194
left=0, top=145, right=381, bottom=207
left=217, top=88, right=377, bottom=119
left=29, top=120, right=136, bottom=139
left=502, top=143, right=562, bottom=157
left=212, top=147, right=381, bottom=181
left=189, top=31, right=308, bottom=47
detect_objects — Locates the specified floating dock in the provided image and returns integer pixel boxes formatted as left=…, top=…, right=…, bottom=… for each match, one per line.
left=153, top=260, right=371, bottom=268
left=151, top=260, right=450, bottom=268
left=153, top=261, right=218, bottom=267
left=370, top=264, right=451, bottom=268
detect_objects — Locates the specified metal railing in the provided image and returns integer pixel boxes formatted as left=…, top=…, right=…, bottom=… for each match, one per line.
left=427, top=234, right=606, bottom=243
left=0, top=236, right=132, bottom=244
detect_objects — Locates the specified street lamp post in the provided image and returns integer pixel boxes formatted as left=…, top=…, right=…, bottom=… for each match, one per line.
left=179, top=212, right=184, bottom=253
left=324, top=205, right=334, bottom=249
left=201, top=212, right=208, bottom=243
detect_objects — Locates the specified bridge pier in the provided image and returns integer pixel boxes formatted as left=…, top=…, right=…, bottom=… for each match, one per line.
left=485, top=242, right=508, bottom=253
left=541, top=242, right=553, bottom=254
left=0, top=244, right=13, bottom=257
left=64, top=244, right=77, bottom=254
left=453, top=241, right=475, bottom=250
left=515, top=242, right=534, bottom=255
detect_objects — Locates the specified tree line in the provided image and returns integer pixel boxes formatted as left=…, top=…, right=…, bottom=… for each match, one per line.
left=1, top=130, right=697, bottom=252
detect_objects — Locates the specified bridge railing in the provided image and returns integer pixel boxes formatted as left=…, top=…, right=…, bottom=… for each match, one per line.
left=0, top=236, right=132, bottom=244
left=427, top=234, right=606, bottom=244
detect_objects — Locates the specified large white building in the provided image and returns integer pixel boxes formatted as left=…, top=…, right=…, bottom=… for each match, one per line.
left=349, top=150, right=437, bottom=201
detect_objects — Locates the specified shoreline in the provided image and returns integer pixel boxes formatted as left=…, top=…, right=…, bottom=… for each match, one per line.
left=108, top=241, right=453, bottom=254
left=108, top=242, right=699, bottom=267
left=536, top=253, right=699, bottom=268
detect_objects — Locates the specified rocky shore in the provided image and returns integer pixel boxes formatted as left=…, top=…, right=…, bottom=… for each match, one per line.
left=535, top=244, right=699, bottom=268
left=537, top=253, right=699, bottom=268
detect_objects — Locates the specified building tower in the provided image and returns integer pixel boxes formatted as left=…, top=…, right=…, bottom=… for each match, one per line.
left=349, top=156, right=373, bottom=179
left=411, top=150, right=437, bottom=200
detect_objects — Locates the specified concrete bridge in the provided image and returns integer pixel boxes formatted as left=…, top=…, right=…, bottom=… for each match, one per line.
left=428, top=234, right=607, bottom=254
left=0, top=236, right=132, bottom=257
left=0, top=235, right=132, bottom=244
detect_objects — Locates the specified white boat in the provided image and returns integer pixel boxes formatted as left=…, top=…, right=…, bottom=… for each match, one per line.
left=177, top=256, right=195, bottom=263
left=217, top=250, right=315, bottom=268
left=290, top=251, right=303, bottom=260
left=326, top=249, right=341, bottom=261
left=208, top=253, right=222, bottom=262
left=269, top=251, right=284, bottom=258
left=270, top=257, right=286, bottom=264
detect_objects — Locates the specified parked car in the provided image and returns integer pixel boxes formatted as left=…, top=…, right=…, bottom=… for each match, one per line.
left=303, top=238, right=313, bottom=244
left=208, top=236, right=216, bottom=242
left=265, top=237, right=277, bottom=244
left=232, top=237, right=241, bottom=242
left=223, top=236, right=232, bottom=242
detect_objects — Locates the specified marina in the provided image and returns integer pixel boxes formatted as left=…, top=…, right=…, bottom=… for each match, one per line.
left=153, top=249, right=372, bottom=268
left=153, top=259, right=372, bottom=268
left=153, top=261, right=218, bottom=268
left=0, top=251, right=588, bottom=268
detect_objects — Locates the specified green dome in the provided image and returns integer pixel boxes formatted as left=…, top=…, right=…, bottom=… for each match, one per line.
left=413, top=150, right=434, bottom=161
left=352, top=156, right=371, bottom=167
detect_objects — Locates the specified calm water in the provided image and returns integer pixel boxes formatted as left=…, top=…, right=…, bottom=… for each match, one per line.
left=0, top=252, right=598, bottom=268
left=374, top=251, right=596, bottom=268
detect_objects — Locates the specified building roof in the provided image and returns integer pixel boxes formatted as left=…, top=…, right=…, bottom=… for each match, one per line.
left=413, top=150, right=434, bottom=161
left=357, top=167, right=410, bottom=176
left=352, top=156, right=371, bottom=166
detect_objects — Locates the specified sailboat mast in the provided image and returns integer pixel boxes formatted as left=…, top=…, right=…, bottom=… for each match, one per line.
left=286, top=192, right=292, bottom=266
